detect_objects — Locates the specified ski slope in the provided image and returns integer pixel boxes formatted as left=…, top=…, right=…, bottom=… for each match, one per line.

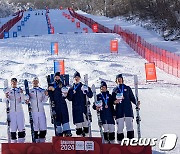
left=77, top=10, right=180, bottom=55
left=0, top=9, right=180, bottom=154
left=0, top=15, right=14, bottom=27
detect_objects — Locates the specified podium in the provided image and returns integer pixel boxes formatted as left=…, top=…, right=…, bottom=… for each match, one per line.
left=2, top=137, right=152, bottom=154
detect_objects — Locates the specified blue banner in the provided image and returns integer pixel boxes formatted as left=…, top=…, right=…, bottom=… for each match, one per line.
left=54, top=61, right=60, bottom=73
left=13, top=32, right=17, bottom=37
left=21, top=21, right=25, bottom=26
left=17, top=26, right=21, bottom=31
left=4, top=32, right=9, bottom=39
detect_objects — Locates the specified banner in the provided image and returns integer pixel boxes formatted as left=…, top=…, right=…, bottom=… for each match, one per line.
left=54, top=60, right=65, bottom=75
left=145, top=62, right=157, bottom=82
left=76, top=22, right=80, bottom=28
left=13, top=32, right=17, bottom=37
left=92, top=24, right=98, bottom=33
left=4, top=32, right=9, bottom=39
left=51, top=42, right=58, bottom=55
left=21, top=21, right=25, bottom=26
left=1, top=137, right=152, bottom=154
left=17, top=26, right=21, bottom=31
left=51, top=27, right=55, bottom=34
left=83, top=28, right=88, bottom=33
left=71, top=18, right=75, bottom=22
left=110, top=40, right=118, bottom=53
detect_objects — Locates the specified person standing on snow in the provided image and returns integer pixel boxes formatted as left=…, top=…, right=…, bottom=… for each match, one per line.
left=48, top=72, right=72, bottom=137
left=25, top=77, right=48, bottom=143
left=3, top=78, right=26, bottom=143
left=93, top=81, right=115, bottom=143
left=67, top=71, right=93, bottom=137
left=112, top=74, right=140, bottom=143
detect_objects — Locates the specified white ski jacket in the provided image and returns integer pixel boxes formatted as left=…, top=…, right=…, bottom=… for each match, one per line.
left=4, top=87, right=25, bottom=112
left=27, top=87, right=48, bottom=112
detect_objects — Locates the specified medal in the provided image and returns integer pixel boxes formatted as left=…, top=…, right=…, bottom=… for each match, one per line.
left=73, top=83, right=80, bottom=94
left=73, top=90, right=76, bottom=94
left=101, top=93, right=109, bottom=109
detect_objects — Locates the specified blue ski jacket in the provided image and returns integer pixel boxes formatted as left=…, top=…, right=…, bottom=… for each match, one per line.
left=112, top=84, right=136, bottom=119
left=93, top=91, right=115, bottom=124
left=48, top=82, right=70, bottom=125
left=67, top=82, right=93, bottom=124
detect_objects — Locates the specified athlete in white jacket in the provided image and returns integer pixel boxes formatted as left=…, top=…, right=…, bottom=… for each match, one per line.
left=25, top=77, right=48, bottom=143
left=4, top=78, right=26, bottom=143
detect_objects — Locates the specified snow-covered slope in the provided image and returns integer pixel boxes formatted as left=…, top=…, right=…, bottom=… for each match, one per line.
left=0, top=15, right=15, bottom=27
left=77, top=10, right=180, bottom=55
left=0, top=9, right=180, bottom=154
left=8, top=9, right=92, bottom=38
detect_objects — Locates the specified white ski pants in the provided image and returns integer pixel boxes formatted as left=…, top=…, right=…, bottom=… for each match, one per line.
left=32, top=112, right=47, bottom=131
left=75, top=114, right=88, bottom=129
left=103, top=124, right=115, bottom=133
left=10, top=112, right=25, bottom=132
left=116, top=117, right=134, bottom=133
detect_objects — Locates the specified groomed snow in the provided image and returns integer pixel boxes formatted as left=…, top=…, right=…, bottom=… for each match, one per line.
left=77, top=10, right=180, bottom=55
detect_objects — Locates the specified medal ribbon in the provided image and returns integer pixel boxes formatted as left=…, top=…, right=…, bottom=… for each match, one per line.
left=118, top=84, right=124, bottom=94
left=73, top=83, right=80, bottom=92
left=101, top=93, right=108, bottom=107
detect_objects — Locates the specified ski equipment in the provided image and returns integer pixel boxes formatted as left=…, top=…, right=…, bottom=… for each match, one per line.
left=4, top=79, right=11, bottom=143
left=91, top=84, right=104, bottom=143
left=134, top=75, right=141, bottom=139
left=84, top=74, right=92, bottom=137
left=24, top=79, right=36, bottom=142
left=47, top=75, right=57, bottom=136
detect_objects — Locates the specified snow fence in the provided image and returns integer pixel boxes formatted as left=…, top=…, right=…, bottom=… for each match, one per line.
left=68, top=8, right=180, bottom=78
left=0, top=11, right=23, bottom=39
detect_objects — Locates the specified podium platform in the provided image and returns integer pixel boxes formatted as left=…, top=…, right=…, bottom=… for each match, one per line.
left=2, top=137, right=152, bottom=154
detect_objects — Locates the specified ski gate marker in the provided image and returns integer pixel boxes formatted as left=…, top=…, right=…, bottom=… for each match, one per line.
left=4, top=32, right=9, bottom=39
left=145, top=62, right=157, bottom=82
left=92, top=24, right=98, bottom=33
left=83, top=28, right=88, bottom=33
left=54, top=60, right=65, bottom=75
left=76, top=22, right=80, bottom=28
left=71, top=18, right=75, bottom=22
left=13, top=32, right=17, bottom=38
left=51, top=42, right=58, bottom=55
left=110, top=40, right=118, bottom=53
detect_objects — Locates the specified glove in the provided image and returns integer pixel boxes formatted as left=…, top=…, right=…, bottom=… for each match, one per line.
left=52, top=110, right=56, bottom=116
left=81, top=85, right=88, bottom=94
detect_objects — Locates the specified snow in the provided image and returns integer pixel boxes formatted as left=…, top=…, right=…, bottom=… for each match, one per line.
left=76, top=10, right=180, bottom=55
left=0, top=9, right=180, bottom=154
left=0, top=15, right=15, bottom=27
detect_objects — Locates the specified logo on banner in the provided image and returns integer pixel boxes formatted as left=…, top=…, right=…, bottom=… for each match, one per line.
left=60, top=140, right=94, bottom=151
left=75, top=141, right=84, bottom=150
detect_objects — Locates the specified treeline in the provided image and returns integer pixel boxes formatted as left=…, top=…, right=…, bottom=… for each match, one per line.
left=0, top=0, right=14, bottom=18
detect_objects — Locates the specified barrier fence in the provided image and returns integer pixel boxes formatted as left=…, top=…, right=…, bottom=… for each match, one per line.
left=0, top=11, right=23, bottom=39
left=69, top=8, right=180, bottom=78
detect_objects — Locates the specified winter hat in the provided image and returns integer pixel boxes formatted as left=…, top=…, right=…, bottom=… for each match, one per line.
left=100, top=81, right=107, bottom=88
left=116, top=74, right=123, bottom=80
left=54, top=72, right=61, bottom=77
left=73, top=71, right=81, bottom=78
left=11, top=78, right=17, bottom=82
left=33, top=77, right=39, bottom=81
